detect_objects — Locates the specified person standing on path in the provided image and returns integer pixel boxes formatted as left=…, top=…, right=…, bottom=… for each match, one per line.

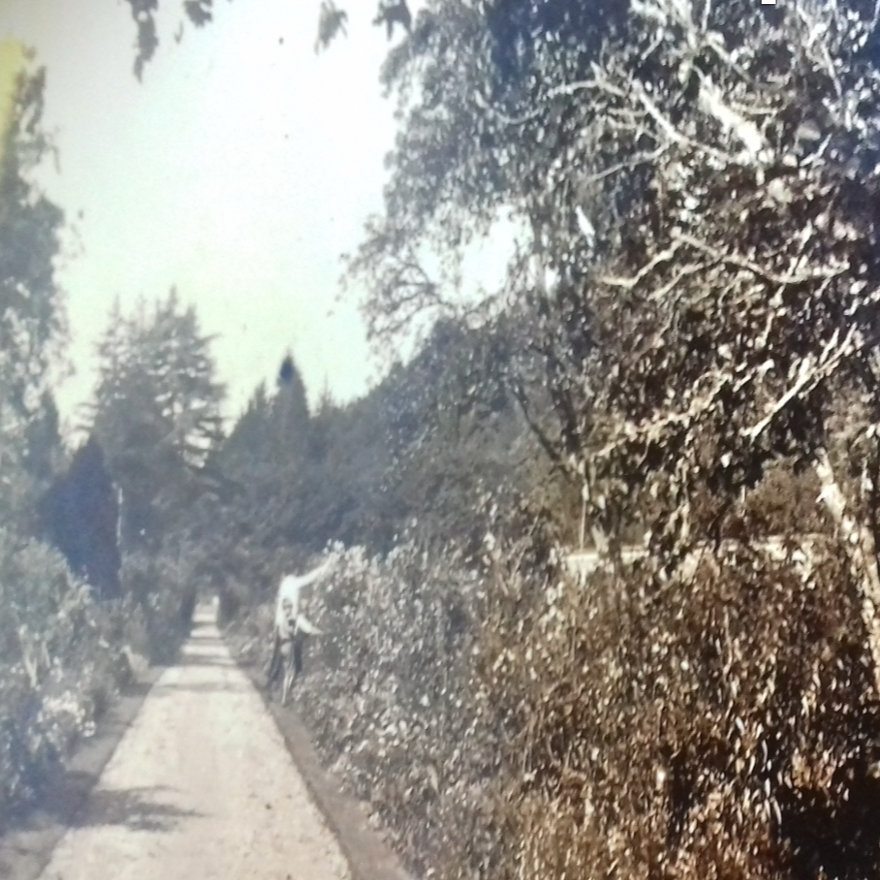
left=265, top=557, right=336, bottom=690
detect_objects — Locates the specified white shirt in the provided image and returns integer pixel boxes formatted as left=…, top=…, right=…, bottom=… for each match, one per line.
left=273, top=559, right=333, bottom=634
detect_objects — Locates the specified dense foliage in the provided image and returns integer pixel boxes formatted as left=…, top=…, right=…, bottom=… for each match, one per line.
left=38, top=438, right=122, bottom=599
left=0, top=533, right=132, bottom=830
left=224, top=524, right=880, bottom=880
left=0, top=61, right=136, bottom=832
left=88, top=290, right=225, bottom=550
left=153, top=2, right=880, bottom=876
left=15, top=1, right=880, bottom=878
left=326, top=0, right=880, bottom=875
left=192, top=326, right=540, bottom=623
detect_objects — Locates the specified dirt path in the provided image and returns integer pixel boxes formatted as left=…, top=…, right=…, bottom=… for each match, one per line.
left=36, top=609, right=351, bottom=880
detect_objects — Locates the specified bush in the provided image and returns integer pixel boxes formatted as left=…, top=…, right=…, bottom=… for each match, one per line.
left=243, top=532, right=880, bottom=880
left=477, top=540, right=880, bottom=880
left=0, top=531, right=130, bottom=830
left=256, top=543, right=505, bottom=879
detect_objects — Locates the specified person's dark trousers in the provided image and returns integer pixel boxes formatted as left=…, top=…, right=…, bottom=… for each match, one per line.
left=293, top=634, right=304, bottom=679
left=265, top=631, right=282, bottom=688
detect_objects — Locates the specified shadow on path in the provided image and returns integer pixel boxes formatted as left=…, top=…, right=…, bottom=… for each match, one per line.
left=74, top=785, right=203, bottom=833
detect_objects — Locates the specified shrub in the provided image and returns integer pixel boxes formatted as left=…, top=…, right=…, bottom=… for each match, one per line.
left=477, top=541, right=880, bottom=880
left=274, top=543, right=509, bottom=879
left=255, top=533, right=880, bottom=880
left=0, top=531, right=130, bottom=830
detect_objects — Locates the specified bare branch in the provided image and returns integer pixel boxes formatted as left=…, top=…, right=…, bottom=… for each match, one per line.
left=672, top=230, right=847, bottom=286
left=743, top=325, right=861, bottom=442
left=580, top=146, right=671, bottom=187
left=597, top=242, right=683, bottom=290
left=507, top=378, right=563, bottom=465
left=696, top=71, right=766, bottom=157
left=648, top=264, right=704, bottom=303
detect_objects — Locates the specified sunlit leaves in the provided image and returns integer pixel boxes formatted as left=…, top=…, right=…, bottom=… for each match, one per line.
left=283, top=543, right=508, bottom=880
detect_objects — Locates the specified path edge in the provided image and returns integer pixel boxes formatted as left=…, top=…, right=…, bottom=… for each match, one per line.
left=0, top=666, right=164, bottom=880
left=234, top=652, right=414, bottom=880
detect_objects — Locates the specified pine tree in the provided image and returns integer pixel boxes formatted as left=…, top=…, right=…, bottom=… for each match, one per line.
left=89, top=290, right=225, bottom=548
left=273, top=353, right=310, bottom=462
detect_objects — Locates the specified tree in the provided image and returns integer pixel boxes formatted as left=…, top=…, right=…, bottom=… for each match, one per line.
left=0, top=63, right=64, bottom=429
left=214, top=354, right=310, bottom=483
left=22, top=392, right=63, bottom=485
left=0, top=51, right=66, bottom=529
left=199, top=355, right=323, bottom=564
left=274, top=353, right=311, bottom=462
left=216, top=381, right=273, bottom=475
left=89, top=290, right=225, bottom=548
left=99, top=0, right=880, bottom=873
left=38, top=436, right=122, bottom=600
left=351, top=0, right=880, bottom=640
left=344, top=1, right=880, bottom=874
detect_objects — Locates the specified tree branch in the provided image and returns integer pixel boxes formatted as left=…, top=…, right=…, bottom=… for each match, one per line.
left=672, top=230, right=847, bottom=286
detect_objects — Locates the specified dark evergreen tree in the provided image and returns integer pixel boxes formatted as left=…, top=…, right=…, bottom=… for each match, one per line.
left=39, top=436, right=121, bottom=600
left=274, top=352, right=310, bottom=462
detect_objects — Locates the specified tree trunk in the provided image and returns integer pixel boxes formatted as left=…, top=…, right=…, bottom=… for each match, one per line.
left=814, top=447, right=880, bottom=693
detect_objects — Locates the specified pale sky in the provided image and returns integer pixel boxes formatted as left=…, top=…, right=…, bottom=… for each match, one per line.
left=0, top=0, right=514, bottom=437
